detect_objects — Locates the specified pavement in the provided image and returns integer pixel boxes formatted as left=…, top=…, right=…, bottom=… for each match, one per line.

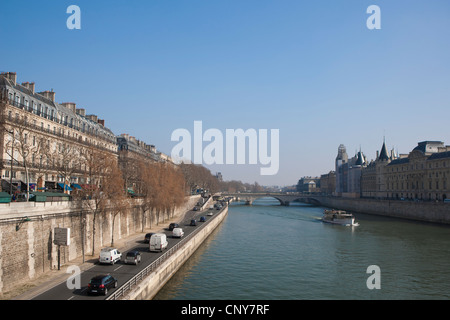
left=4, top=212, right=190, bottom=300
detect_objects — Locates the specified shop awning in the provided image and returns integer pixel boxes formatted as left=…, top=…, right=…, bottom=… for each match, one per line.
left=71, top=184, right=82, bottom=190
left=57, top=183, right=73, bottom=191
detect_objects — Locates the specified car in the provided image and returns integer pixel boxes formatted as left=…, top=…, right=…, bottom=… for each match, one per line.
left=193, top=207, right=199, bottom=211
left=172, top=227, right=184, bottom=238
left=144, top=233, right=155, bottom=243
left=168, top=223, right=179, bottom=231
left=99, top=247, right=122, bottom=265
left=87, top=275, right=118, bottom=296
left=199, top=216, right=206, bottom=222
left=190, top=219, right=197, bottom=226
left=124, top=250, right=141, bottom=265
left=207, top=212, right=213, bottom=216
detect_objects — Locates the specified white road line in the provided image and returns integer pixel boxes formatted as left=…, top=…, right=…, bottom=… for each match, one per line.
left=68, top=296, right=75, bottom=300
left=114, top=265, right=123, bottom=272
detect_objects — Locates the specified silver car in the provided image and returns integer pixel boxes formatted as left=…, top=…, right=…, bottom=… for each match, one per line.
left=124, top=250, right=141, bottom=265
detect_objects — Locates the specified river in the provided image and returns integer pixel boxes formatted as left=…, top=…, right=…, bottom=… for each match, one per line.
left=154, top=197, right=450, bottom=300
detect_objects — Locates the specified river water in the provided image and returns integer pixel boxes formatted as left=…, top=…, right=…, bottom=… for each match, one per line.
left=154, top=198, right=450, bottom=300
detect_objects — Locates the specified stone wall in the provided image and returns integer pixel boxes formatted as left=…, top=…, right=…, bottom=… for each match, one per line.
left=317, top=196, right=450, bottom=224
left=0, top=195, right=200, bottom=294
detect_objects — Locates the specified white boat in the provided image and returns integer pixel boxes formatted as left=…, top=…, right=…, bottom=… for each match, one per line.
left=322, top=209, right=359, bottom=226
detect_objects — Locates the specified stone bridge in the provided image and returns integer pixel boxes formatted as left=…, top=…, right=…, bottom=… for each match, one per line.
left=223, top=192, right=325, bottom=206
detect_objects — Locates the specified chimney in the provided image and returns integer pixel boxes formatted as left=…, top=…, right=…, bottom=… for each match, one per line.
left=76, top=108, right=86, bottom=116
left=97, top=119, right=105, bottom=126
left=61, top=102, right=77, bottom=113
left=38, top=90, right=55, bottom=102
left=21, top=82, right=35, bottom=94
left=2, top=72, right=17, bottom=85
left=86, top=114, right=98, bottom=122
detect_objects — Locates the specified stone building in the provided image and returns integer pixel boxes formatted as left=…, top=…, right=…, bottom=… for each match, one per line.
left=335, top=143, right=368, bottom=197
left=319, top=171, right=336, bottom=195
left=0, top=72, right=117, bottom=194
left=360, top=139, right=396, bottom=199
left=296, top=176, right=321, bottom=193
left=384, top=141, right=450, bottom=201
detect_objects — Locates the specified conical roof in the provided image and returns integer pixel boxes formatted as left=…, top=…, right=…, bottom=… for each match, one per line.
left=378, top=141, right=389, bottom=161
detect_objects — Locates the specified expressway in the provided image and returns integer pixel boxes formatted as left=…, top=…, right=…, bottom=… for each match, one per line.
left=32, top=204, right=222, bottom=300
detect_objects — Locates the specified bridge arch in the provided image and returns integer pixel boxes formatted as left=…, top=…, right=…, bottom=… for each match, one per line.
left=228, top=193, right=323, bottom=206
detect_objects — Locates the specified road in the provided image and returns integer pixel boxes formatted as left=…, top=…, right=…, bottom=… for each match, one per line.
left=32, top=204, right=222, bottom=300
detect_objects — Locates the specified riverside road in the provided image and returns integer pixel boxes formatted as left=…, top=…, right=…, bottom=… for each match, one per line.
left=32, top=205, right=221, bottom=300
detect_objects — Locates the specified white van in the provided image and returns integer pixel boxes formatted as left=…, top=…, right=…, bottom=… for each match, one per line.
left=172, top=227, right=184, bottom=238
left=149, top=233, right=168, bottom=252
left=99, top=247, right=122, bottom=265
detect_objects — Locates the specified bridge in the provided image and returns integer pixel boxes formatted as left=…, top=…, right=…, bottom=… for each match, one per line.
left=221, top=192, right=326, bottom=206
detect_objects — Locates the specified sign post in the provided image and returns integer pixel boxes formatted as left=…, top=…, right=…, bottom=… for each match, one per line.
left=54, top=227, right=70, bottom=270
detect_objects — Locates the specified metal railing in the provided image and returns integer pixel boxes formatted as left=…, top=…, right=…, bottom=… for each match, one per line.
left=106, top=205, right=225, bottom=300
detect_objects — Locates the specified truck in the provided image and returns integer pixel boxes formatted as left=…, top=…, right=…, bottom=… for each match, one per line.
left=149, top=233, right=168, bottom=252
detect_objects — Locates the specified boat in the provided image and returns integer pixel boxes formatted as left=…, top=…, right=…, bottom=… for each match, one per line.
left=322, top=209, right=359, bottom=226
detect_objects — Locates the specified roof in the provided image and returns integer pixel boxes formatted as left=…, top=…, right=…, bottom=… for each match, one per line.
left=387, top=158, right=409, bottom=166
left=378, top=142, right=389, bottom=161
left=427, top=151, right=450, bottom=160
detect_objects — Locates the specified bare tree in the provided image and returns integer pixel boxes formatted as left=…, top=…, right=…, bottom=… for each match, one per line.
left=4, top=115, right=42, bottom=200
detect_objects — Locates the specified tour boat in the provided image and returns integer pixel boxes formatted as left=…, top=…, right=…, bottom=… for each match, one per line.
left=322, top=209, right=359, bottom=226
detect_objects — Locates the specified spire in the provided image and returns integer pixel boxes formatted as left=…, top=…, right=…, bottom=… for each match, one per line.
left=378, top=138, right=389, bottom=161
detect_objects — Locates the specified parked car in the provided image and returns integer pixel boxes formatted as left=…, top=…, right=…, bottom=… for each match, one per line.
left=144, top=233, right=155, bottom=243
left=87, top=275, right=118, bottom=296
left=193, top=206, right=199, bottom=211
left=190, top=219, right=197, bottom=226
left=99, top=247, right=122, bottom=265
left=149, top=233, right=168, bottom=252
left=199, top=216, right=206, bottom=222
left=168, top=223, right=179, bottom=231
left=172, top=227, right=184, bottom=238
left=124, top=250, right=141, bottom=265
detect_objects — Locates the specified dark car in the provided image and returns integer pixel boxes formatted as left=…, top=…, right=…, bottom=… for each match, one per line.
left=168, top=223, right=179, bottom=231
left=124, top=250, right=141, bottom=265
left=87, top=275, right=118, bottom=296
left=199, top=216, right=206, bottom=222
left=144, top=233, right=155, bottom=243
left=193, top=207, right=199, bottom=211
left=190, top=219, right=197, bottom=226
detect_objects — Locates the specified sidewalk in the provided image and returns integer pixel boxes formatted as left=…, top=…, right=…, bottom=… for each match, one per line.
left=6, top=214, right=187, bottom=300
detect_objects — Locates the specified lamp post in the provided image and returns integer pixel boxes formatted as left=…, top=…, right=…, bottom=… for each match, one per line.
left=8, top=129, right=14, bottom=197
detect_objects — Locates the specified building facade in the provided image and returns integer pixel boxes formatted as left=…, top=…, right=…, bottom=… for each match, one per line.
left=384, top=141, right=450, bottom=201
left=0, top=72, right=115, bottom=194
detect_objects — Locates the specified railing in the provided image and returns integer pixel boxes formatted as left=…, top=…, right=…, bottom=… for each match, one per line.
left=106, top=205, right=225, bottom=300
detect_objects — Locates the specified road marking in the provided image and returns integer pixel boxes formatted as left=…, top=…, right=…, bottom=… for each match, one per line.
left=114, top=265, right=123, bottom=272
left=68, top=296, right=75, bottom=300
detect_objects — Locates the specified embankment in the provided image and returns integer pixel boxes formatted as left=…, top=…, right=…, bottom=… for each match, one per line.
left=121, top=205, right=228, bottom=300
left=316, top=196, right=450, bottom=224
left=0, top=195, right=200, bottom=295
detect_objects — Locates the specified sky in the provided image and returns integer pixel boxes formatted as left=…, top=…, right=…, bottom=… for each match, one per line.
left=1, top=0, right=450, bottom=186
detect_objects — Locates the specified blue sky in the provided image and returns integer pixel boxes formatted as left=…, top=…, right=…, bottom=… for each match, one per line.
left=1, top=0, right=450, bottom=186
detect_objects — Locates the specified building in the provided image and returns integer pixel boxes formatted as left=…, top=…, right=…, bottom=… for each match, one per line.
left=319, top=171, right=336, bottom=195
left=0, top=72, right=117, bottom=194
left=384, top=141, right=450, bottom=201
left=360, top=139, right=397, bottom=199
left=296, top=176, right=320, bottom=193
left=335, top=143, right=368, bottom=197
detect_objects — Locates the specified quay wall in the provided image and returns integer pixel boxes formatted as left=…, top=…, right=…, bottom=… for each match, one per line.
left=0, top=195, right=200, bottom=295
left=123, top=206, right=228, bottom=300
left=316, top=197, right=450, bottom=224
